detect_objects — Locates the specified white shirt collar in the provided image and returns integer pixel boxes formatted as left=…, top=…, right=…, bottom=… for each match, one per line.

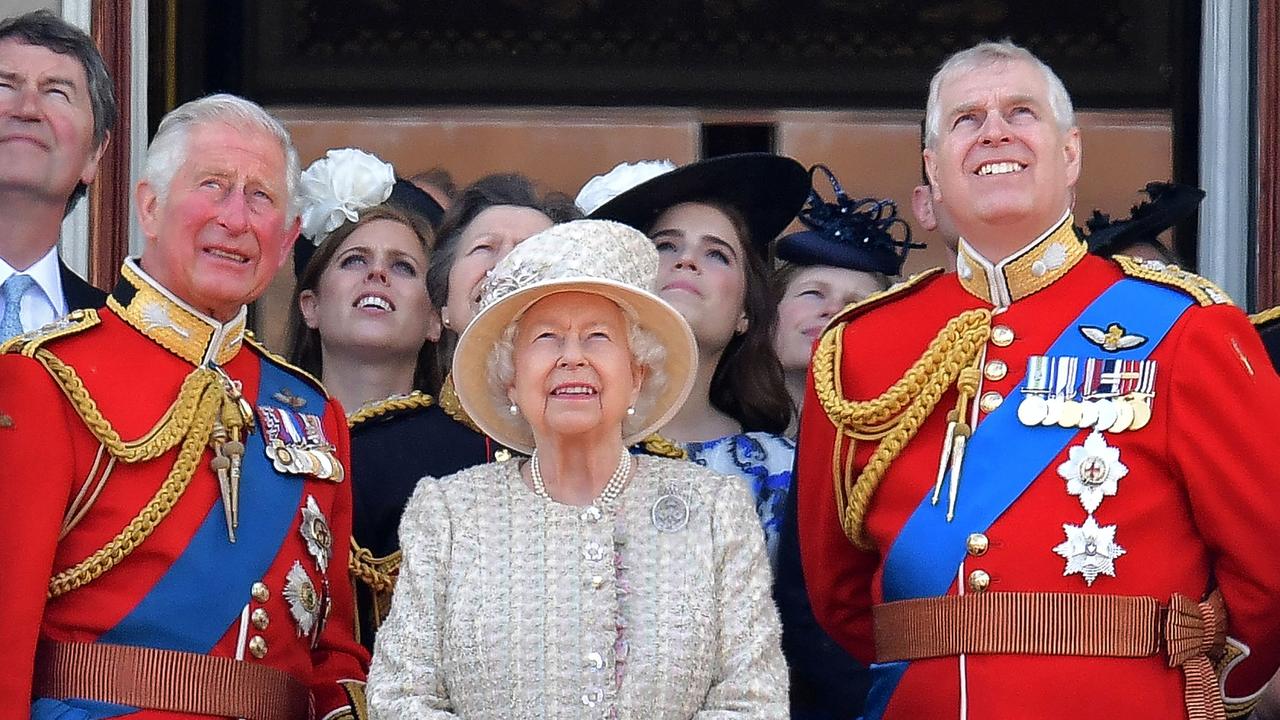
left=0, top=245, right=67, bottom=317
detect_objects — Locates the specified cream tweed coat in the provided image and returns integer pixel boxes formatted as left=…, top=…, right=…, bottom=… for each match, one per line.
left=367, top=455, right=788, bottom=719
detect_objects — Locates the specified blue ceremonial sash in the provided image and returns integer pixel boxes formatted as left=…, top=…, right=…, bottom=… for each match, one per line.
left=860, top=278, right=1192, bottom=720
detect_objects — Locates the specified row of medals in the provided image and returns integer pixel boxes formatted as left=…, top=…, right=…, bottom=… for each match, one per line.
left=1016, top=392, right=1152, bottom=433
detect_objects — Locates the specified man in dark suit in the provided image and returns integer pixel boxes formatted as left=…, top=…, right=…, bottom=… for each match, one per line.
left=0, top=10, right=115, bottom=340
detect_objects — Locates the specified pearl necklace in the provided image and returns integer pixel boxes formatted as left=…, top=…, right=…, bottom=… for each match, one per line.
left=530, top=447, right=634, bottom=507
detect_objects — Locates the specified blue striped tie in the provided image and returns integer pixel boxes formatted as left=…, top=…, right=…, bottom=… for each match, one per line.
left=1, top=273, right=37, bottom=341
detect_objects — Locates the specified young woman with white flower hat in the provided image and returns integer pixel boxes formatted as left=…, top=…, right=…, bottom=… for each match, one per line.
left=286, top=147, right=456, bottom=650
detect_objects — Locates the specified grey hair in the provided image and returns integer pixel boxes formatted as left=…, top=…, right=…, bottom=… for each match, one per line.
left=142, top=93, right=301, bottom=217
left=487, top=303, right=668, bottom=439
left=923, top=41, right=1075, bottom=150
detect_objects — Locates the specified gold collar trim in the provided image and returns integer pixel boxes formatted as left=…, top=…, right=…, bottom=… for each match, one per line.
left=438, top=374, right=482, bottom=433
left=347, top=391, right=435, bottom=428
left=108, top=259, right=247, bottom=366
left=955, top=212, right=1085, bottom=307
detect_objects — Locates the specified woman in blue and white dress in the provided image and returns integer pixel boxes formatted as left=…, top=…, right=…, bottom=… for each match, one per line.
left=579, top=154, right=809, bottom=561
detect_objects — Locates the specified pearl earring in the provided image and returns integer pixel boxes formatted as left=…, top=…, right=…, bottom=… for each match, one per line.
left=509, top=404, right=519, bottom=416
left=626, top=406, right=636, bottom=416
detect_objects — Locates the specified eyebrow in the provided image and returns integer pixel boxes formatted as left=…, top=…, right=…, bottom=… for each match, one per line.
left=650, top=228, right=740, bottom=259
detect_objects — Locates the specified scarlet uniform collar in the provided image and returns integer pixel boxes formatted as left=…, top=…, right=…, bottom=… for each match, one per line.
left=107, top=258, right=247, bottom=366
left=955, top=211, right=1086, bottom=308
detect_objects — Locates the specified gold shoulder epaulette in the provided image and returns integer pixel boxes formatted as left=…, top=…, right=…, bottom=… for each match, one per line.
left=1112, top=255, right=1233, bottom=307
left=0, top=308, right=100, bottom=356
left=243, top=333, right=329, bottom=398
left=347, top=391, right=435, bottom=428
left=1249, top=305, right=1280, bottom=328
left=824, top=267, right=946, bottom=334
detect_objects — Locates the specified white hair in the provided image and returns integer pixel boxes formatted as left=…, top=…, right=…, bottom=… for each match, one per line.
left=142, top=93, right=301, bottom=217
left=923, top=41, right=1076, bottom=150
left=487, top=300, right=668, bottom=439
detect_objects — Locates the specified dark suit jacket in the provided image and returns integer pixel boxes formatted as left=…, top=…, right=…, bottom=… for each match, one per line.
left=58, top=259, right=106, bottom=311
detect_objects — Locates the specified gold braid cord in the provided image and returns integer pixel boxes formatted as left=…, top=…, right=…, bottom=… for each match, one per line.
left=813, top=309, right=992, bottom=548
left=347, top=392, right=435, bottom=428
left=348, top=538, right=401, bottom=593
left=36, top=349, right=245, bottom=598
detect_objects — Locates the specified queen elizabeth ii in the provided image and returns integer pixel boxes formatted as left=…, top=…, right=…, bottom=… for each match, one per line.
left=367, top=219, right=787, bottom=718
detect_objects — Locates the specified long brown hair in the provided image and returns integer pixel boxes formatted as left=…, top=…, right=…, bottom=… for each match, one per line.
left=675, top=199, right=793, bottom=435
left=287, top=204, right=442, bottom=394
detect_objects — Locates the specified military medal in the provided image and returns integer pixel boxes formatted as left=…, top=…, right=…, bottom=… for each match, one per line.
left=1053, top=516, right=1126, bottom=586
left=1041, top=396, right=1063, bottom=426
left=1128, top=396, right=1152, bottom=430
left=284, top=561, right=320, bottom=636
left=1093, top=399, right=1118, bottom=432
left=299, top=495, right=333, bottom=573
left=1109, top=398, right=1134, bottom=433
left=1057, top=431, right=1128, bottom=513
left=1077, top=400, right=1099, bottom=429
left=1018, top=356, right=1052, bottom=426
left=257, top=407, right=344, bottom=481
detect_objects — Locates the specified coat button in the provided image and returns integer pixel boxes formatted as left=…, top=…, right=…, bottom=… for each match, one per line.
left=251, top=582, right=269, bottom=603
left=248, top=635, right=268, bottom=658
left=590, top=575, right=604, bottom=589
left=991, top=325, right=1015, bottom=347
left=494, top=449, right=512, bottom=462
left=966, top=533, right=989, bottom=557
left=984, top=359, right=1008, bottom=381
left=979, top=391, right=1003, bottom=413
left=251, top=608, right=270, bottom=630
left=967, top=569, right=991, bottom=592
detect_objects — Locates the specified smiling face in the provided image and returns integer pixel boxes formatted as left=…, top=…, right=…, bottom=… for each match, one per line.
left=508, top=291, right=643, bottom=446
left=773, top=265, right=885, bottom=372
left=923, top=57, right=1081, bottom=258
left=137, top=121, right=299, bottom=322
left=0, top=38, right=104, bottom=205
left=650, top=202, right=748, bottom=356
left=299, top=217, right=439, bottom=362
left=443, top=205, right=554, bottom=332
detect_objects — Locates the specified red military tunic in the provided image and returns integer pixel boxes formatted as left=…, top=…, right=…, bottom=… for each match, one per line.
left=796, top=217, right=1280, bottom=719
left=0, top=260, right=369, bottom=719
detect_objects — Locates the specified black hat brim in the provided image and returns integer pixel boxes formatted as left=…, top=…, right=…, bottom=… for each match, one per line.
left=1085, top=184, right=1205, bottom=254
left=587, top=153, right=809, bottom=253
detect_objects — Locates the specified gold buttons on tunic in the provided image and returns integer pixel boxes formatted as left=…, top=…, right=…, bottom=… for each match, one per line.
left=248, top=635, right=268, bottom=659
left=966, top=533, right=989, bottom=557
left=967, top=569, right=991, bottom=592
left=984, top=359, right=1008, bottom=382
left=251, top=582, right=269, bottom=603
left=991, top=325, right=1015, bottom=347
left=251, top=608, right=270, bottom=630
left=979, top=391, right=1003, bottom=414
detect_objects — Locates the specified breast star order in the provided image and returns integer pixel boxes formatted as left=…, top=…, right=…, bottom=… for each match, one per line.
left=1053, top=516, right=1126, bottom=586
left=1057, top=430, right=1128, bottom=514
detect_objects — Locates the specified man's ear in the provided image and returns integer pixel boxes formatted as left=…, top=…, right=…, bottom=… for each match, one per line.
left=79, top=130, right=110, bottom=186
left=135, top=180, right=161, bottom=241
left=923, top=149, right=942, bottom=202
left=912, top=185, right=938, bottom=232
left=271, top=216, right=302, bottom=273
left=1063, top=127, right=1083, bottom=189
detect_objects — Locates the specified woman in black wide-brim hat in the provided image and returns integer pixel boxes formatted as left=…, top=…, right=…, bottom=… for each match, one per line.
left=579, top=153, right=808, bottom=563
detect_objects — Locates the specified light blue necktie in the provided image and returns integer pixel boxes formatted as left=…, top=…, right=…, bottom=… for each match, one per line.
left=0, top=273, right=37, bottom=341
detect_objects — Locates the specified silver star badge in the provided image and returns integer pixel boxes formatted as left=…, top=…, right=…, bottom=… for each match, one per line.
left=1057, top=431, right=1128, bottom=514
left=299, top=495, right=332, bottom=574
left=284, top=560, right=320, bottom=636
left=1053, top=516, right=1126, bottom=586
